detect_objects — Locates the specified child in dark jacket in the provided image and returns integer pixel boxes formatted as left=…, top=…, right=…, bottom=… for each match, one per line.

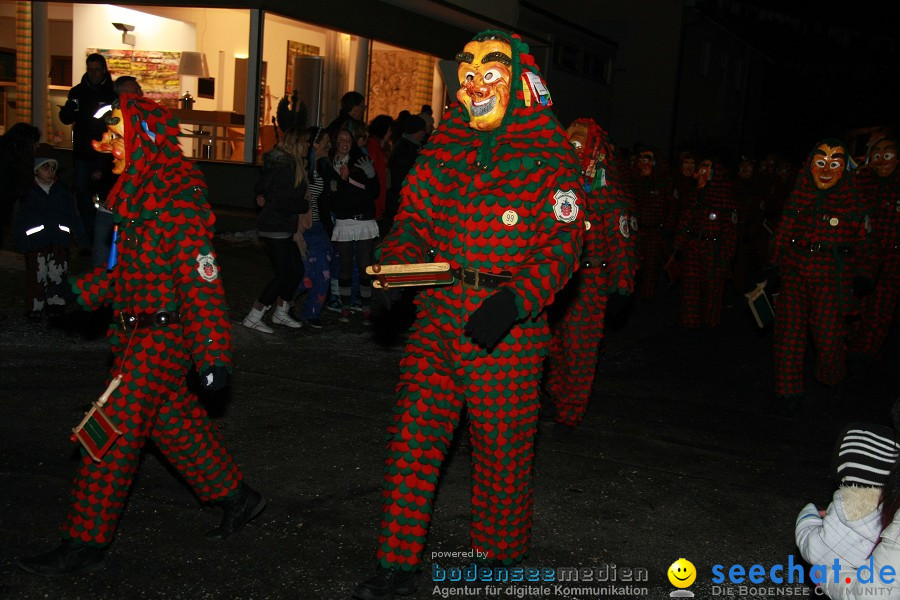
left=13, top=144, right=88, bottom=320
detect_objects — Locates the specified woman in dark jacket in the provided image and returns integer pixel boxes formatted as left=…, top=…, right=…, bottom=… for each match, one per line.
left=318, top=121, right=379, bottom=321
left=242, top=128, right=310, bottom=332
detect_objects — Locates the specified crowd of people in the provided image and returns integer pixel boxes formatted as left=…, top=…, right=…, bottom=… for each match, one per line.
left=1, top=30, right=898, bottom=600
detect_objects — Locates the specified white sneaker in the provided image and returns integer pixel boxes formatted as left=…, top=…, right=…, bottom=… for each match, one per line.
left=272, top=305, right=303, bottom=328
left=242, top=306, right=274, bottom=333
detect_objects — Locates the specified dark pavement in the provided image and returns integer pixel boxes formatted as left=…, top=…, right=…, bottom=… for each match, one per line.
left=1, top=209, right=898, bottom=600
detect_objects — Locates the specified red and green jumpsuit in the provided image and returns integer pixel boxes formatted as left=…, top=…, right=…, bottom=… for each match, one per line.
left=772, top=152, right=875, bottom=398
left=543, top=120, right=638, bottom=428
left=632, top=168, right=677, bottom=299
left=675, top=164, right=738, bottom=328
left=62, top=96, right=242, bottom=546
left=850, top=167, right=899, bottom=359
left=373, top=32, right=583, bottom=570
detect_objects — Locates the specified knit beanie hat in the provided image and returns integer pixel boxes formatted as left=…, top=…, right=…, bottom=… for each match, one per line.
left=833, top=423, right=900, bottom=487
left=403, top=115, right=426, bottom=135
left=33, top=143, right=57, bottom=173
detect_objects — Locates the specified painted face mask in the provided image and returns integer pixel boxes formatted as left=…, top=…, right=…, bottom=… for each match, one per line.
left=738, top=160, right=754, bottom=180
left=694, top=159, right=713, bottom=189
left=566, top=121, right=589, bottom=161
left=637, top=151, right=654, bottom=177
left=809, top=142, right=846, bottom=190
left=456, top=38, right=513, bottom=131
left=92, top=106, right=127, bottom=175
left=869, top=139, right=898, bottom=178
left=681, top=157, right=696, bottom=177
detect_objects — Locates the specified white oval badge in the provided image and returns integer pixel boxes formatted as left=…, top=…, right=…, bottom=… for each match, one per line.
left=584, top=220, right=592, bottom=231
left=829, top=217, right=839, bottom=227
left=502, top=210, right=519, bottom=226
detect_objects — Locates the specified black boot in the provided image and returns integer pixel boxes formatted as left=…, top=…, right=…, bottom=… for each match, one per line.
left=205, top=482, right=266, bottom=541
left=16, top=539, right=105, bottom=577
left=352, top=566, right=419, bottom=600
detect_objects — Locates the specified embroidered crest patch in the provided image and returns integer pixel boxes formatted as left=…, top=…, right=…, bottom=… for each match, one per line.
left=618, top=214, right=631, bottom=238
left=552, top=189, right=579, bottom=223
left=197, top=253, right=219, bottom=282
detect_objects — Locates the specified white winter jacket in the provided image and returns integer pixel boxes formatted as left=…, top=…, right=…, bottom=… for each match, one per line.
left=795, top=486, right=883, bottom=568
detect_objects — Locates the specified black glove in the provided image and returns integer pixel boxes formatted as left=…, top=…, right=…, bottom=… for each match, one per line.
left=605, top=292, right=631, bottom=318
left=464, top=288, right=519, bottom=351
left=763, top=264, right=781, bottom=295
left=853, top=276, right=876, bottom=299
left=370, top=286, right=403, bottom=316
left=200, top=365, right=229, bottom=391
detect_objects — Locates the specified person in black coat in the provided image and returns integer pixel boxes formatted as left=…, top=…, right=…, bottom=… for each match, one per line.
left=58, top=53, right=117, bottom=247
left=13, top=144, right=88, bottom=320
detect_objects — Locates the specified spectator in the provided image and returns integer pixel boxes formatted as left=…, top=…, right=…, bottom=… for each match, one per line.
left=0, top=123, right=41, bottom=249
left=296, top=126, right=333, bottom=329
left=417, top=104, right=435, bottom=139
left=113, top=75, right=142, bottom=96
left=57, top=53, right=117, bottom=257
left=242, top=127, right=310, bottom=332
left=383, top=114, right=427, bottom=237
left=318, top=123, right=379, bottom=322
left=366, top=114, right=393, bottom=231
left=325, top=91, right=365, bottom=144
left=12, top=144, right=88, bottom=321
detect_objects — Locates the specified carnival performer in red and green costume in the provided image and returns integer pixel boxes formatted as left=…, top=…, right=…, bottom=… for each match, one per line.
left=543, top=118, right=638, bottom=431
left=17, top=95, right=264, bottom=578
left=770, top=139, right=876, bottom=407
left=353, top=30, right=584, bottom=600
left=850, top=137, right=900, bottom=361
left=674, top=158, right=738, bottom=328
left=632, top=146, right=677, bottom=299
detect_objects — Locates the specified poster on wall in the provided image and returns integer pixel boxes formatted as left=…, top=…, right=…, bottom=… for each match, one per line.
left=88, top=48, right=181, bottom=108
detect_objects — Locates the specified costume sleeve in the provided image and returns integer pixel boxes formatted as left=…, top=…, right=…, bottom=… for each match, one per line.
left=720, top=182, right=738, bottom=265
left=853, top=201, right=878, bottom=280
left=771, top=191, right=800, bottom=267
left=72, top=267, right=114, bottom=310
left=171, top=197, right=233, bottom=373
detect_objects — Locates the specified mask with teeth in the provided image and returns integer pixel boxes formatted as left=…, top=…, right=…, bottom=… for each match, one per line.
left=456, top=37, right=512, bottom=132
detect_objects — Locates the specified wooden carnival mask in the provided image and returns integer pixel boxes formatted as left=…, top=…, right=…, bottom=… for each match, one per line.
left=869, top=139, right=898, bottom=178
left=566, top=121, right=589, bottom=160
left=680, top=155, right=696, bottom=177
left=809, top=142, right=846, bottom=190
left=456, top=38, right=513, bottom=131
left=694, top=159, right=713, bottom=189
left=637, top=150, right=655, bottom=177
left=91, top=104, right=127, bottom=175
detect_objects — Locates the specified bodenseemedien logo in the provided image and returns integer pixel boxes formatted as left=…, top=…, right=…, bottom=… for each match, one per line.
left=668, top=558, right=696, bottom=598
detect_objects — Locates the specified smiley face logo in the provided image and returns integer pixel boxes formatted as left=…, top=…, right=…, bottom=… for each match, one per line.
left=668, top=558, right=696, bottom=588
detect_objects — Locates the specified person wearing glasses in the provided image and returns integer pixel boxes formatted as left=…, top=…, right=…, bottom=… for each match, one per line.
left=13, top=143, right=88, bottom=321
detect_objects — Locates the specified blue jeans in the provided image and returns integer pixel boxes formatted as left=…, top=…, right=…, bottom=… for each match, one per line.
left=300, top=222, right=333, bottom=320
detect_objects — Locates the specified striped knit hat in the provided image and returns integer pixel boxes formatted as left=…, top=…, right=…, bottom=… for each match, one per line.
left=834, top=423, right=900, bottom=487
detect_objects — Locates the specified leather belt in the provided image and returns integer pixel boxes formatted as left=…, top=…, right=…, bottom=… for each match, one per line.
left=116, top=310, right=181, bottom=329
left=581, top=256, right=607, bottom=269
left=339, top=213, right=373, bottom=221
left=451, top=267, right=512, bottom=290
left=790, top=239, right=853, bottom=256
left=685, top=229, right=718, bottom=242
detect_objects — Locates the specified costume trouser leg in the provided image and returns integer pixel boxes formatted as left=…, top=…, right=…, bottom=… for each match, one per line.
left=62, top=331, right=242, bottom=546
left=852, top=259, right=900, bottom=357
left=545, top=272, right=607, bottom=426
left=376, top=309, right=545, bottom=569
left=774, top=271, right=810, bottom=398
left=638, top=235, right=664, bottom=299
left=24, top=245, right=68, bottom=312
left=701, top=265, right=727, bottom=328
left=809, top=280, right=848, bottom=387
left=679, top=241, right=702, bottom=328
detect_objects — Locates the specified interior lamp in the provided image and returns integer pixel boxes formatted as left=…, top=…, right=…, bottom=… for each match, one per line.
left=177, top=52, right=209, bottom=78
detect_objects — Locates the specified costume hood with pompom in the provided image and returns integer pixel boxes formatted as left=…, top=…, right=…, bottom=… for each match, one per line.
left=104, top=94, right=212, bottom=228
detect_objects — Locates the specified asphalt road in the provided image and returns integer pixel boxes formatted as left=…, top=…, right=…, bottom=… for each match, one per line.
left=1, top=210, right=897, bottom=600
